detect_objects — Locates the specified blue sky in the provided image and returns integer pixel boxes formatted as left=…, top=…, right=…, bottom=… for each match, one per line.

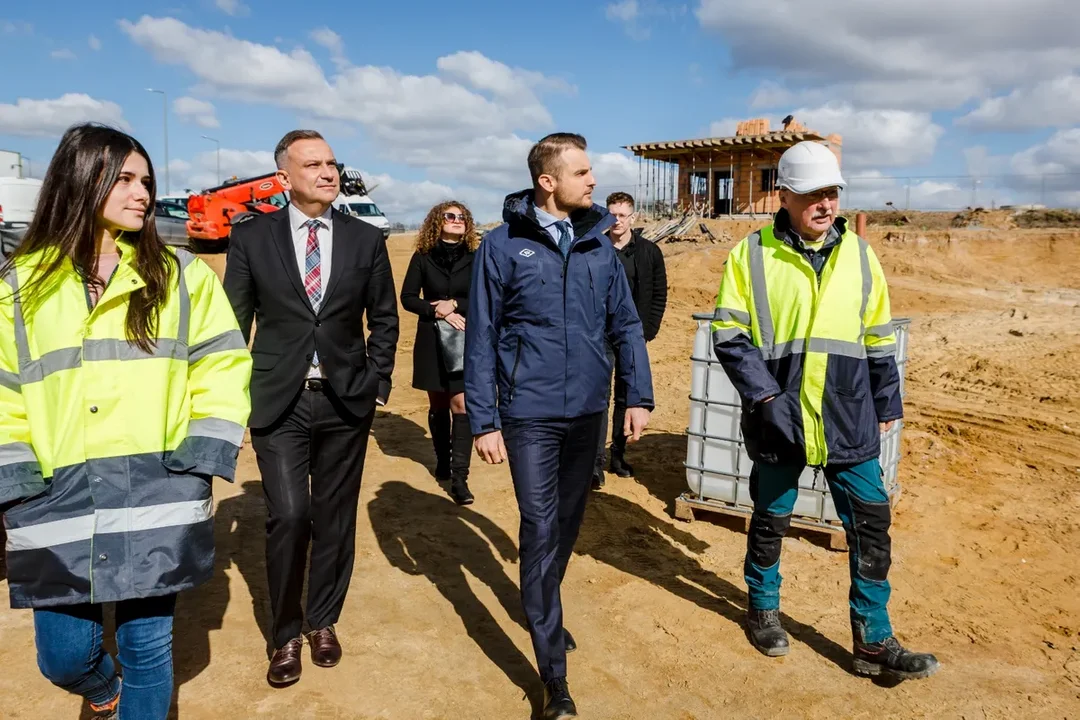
left=1, top=1, right=1078, bottom=220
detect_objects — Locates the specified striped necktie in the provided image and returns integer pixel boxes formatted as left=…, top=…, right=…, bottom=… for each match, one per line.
left=303, top=218, right=323, bottom=367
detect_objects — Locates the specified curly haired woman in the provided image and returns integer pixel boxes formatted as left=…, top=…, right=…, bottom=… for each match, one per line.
left=400, top=201, right=480, bottom=504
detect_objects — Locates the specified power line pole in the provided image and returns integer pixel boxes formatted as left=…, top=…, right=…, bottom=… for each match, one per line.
left=201, top=135, right=220, bottom=185
left=146, top=88, right=169, bottom=194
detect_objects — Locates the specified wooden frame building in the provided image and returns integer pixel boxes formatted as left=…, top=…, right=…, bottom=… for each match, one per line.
left=623, top=117, right=843, bottom=217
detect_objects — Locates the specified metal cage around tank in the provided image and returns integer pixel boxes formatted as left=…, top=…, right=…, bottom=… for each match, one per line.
left=679, top=313, right=910, bottom=540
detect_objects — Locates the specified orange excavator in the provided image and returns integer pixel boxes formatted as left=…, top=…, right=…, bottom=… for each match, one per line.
left=185, top=172, right=288, bottom=244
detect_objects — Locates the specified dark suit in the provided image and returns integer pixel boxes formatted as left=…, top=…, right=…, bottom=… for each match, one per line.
left=223, top=206, right=399, bottom=648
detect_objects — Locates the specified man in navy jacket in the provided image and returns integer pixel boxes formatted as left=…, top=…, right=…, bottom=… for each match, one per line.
left=465, top=133, right=654, bottom=719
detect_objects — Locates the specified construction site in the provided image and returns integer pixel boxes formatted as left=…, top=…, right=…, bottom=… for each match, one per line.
left=1, top=205, right=1076, bottom=717
left=1, top=114, right=1080, bottom=717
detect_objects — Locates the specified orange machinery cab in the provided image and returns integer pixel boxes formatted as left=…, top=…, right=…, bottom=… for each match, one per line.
left=185, top=172, right=288, bottom=242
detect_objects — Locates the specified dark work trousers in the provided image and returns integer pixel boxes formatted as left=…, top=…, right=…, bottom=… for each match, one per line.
left=502, top=412, right=603, bottom=682
left=594, top=342, right=627, bottom=476
left=250, top=385, right=375, bottom=649
left=745, top=458, right=894, bottom=644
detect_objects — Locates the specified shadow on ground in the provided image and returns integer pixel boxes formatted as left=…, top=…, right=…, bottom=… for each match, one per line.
left=575, top=490, right=862, bottom=677
left=166, top=479, right=270, bottom=718
left=371, top=410, right=437, bottom=475
left=368, top=480, right=545, bottom=717
left=626, top=430, right=839, bottom=553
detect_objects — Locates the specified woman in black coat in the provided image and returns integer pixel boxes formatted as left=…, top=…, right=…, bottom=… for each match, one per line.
left=400, top=201, right=479, bottom=505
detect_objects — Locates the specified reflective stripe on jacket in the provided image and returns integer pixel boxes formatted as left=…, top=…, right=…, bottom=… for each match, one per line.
left=711, top=216, right=902, bottom=467
left=0, top=239, right=252, bottom=608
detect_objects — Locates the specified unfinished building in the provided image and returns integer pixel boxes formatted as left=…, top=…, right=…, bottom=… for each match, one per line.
left=623, top=116, right=843, bottom=217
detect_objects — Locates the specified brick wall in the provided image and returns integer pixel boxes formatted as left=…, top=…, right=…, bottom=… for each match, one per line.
left=673, top=135, right=845, bottom=216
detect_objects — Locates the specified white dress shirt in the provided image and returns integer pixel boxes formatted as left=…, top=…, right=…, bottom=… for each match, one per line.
left=288, top=203, right=333, bottom=378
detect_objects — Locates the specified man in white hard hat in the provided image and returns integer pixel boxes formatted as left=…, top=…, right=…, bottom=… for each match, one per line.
left=709, top=141, right=940, bottom=680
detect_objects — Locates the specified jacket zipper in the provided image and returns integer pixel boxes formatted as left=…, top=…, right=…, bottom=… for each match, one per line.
left=508, top=336, right=523, bottom=403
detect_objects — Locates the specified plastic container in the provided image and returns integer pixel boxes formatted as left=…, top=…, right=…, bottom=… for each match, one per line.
left=685, top=314, right=910, bottom=526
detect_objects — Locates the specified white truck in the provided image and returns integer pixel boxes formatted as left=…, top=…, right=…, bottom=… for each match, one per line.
left=0, top=177, right=43, bottom=256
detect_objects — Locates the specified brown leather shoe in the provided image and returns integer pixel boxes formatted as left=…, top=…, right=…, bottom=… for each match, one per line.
left=308, top=625, right=342, bottom=668
left=267, top=637, right=303, bottom=686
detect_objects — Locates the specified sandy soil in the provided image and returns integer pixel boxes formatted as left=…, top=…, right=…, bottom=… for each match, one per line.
left=2, top=225, right=1079, bottom=719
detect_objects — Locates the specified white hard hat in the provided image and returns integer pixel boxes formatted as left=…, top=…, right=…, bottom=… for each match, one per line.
left=776, top=141, right=846, bottom=194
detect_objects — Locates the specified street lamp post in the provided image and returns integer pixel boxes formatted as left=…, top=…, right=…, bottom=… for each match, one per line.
left=146, top=88, right=169, bottom=194
left=201, top=135, right=220, bottom=185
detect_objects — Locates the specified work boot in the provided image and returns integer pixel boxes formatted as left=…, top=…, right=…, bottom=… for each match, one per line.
left=428, top=408, right=451, bottom=481
left=542, top=677, right=577, bottom=719
left=746, top=608, right=790, bottom=657
left=608, top=452, right=633, bottom=478
left=852, top=637, right=940, bottom=680
left=449, top=413, right=474, bottom=505
left=591, top=471, right=605, bottom=490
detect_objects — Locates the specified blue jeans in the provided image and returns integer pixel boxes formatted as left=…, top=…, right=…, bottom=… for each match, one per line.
left=744, top=458, right=894, bottom=644
left=34, top=594, right=177, bottom=719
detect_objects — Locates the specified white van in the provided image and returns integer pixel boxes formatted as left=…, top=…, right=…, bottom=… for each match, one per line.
left=334, top=193, right=391, bottom=239
left=0, top=177, right=42, bottom=229
left=0, top=177, right=42, bottom=256
left=333, top=168, right=390, bottom=239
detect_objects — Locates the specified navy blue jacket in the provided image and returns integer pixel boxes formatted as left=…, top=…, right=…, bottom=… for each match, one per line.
left=464, top=190, right=654, bottom=435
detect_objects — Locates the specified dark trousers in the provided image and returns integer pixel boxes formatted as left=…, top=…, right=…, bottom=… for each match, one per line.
left=251, top=385, right=375, bottom=649
left=594, top=342, right=627, bottom=475
left=502, top=413, right=603, bottom=682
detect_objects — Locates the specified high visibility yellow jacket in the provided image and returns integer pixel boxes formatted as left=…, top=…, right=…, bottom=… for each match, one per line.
left=711, top=213, right=902, bottom=467
left=0, top=240, right=252, bottom=608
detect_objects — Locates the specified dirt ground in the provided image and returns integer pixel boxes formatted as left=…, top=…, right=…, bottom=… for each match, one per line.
left=2, top=224, right=1079, bottom=719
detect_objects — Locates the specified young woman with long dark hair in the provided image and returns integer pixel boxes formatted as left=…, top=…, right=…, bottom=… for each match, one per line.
left=400, top=201, right=480, bottom=505
left=0, top=123, right=252, bottom=718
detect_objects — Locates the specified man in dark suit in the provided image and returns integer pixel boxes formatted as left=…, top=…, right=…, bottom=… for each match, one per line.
left=466, top=133, right=654, bottom=719
left=223, top=129, right=399, bottom=687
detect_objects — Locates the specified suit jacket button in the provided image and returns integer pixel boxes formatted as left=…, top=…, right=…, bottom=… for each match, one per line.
left=315, top=320, right=321, bottom=327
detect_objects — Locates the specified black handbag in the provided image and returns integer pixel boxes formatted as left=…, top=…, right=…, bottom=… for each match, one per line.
left=433, top=319, right=465, bottom=374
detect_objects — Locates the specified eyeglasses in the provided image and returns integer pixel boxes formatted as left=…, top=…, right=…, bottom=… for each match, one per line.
left=443, top=212, right=466, bottom=222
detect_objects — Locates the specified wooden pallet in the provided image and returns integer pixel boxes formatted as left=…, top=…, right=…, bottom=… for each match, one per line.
left=674, top=492, right=850, bottom=551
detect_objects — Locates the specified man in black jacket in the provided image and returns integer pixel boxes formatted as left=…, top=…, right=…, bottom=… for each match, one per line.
left=593, top=192, right=667, bottom=486
left=223, top=129, right=399, bottom=687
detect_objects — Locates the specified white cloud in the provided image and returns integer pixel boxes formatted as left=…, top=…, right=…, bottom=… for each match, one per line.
left=793, top=104, right=944, bottom=170
left=704, top=108, right=942, bottom=170
left=696, top=0, right=1080, bottom=112
left=0, top=93, right=130, bottom=137
left=50, top=48, right=76, bottom=61
left=1, top=20, right=33, bottom=35
left=119, top=17, right=326, bottom=102
left=169, top=148, right=275, bottom=192
left=394, top=134, right=533, bottom=189
left=997, top=129, right=1080, bottom=207
left=214, top=0, right=250, bottom=16
left=606, top=0, right=639, bottom=22
left=119, top=16, right=573, bottom=187
left=591, top=151, right=641, bottom=193
left=1009, top=128, right=1080, bottom=177
left=957, top=75, right=1080, bottom=132
left=173, top=96, right=220, bottom=128
left=844, top=171, right=975, bottom=211
left=310, top=27, right=347, bottom=70
left=358, top=171, right=458, bottom=220
left=88, top=35, right=101, bottom=51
